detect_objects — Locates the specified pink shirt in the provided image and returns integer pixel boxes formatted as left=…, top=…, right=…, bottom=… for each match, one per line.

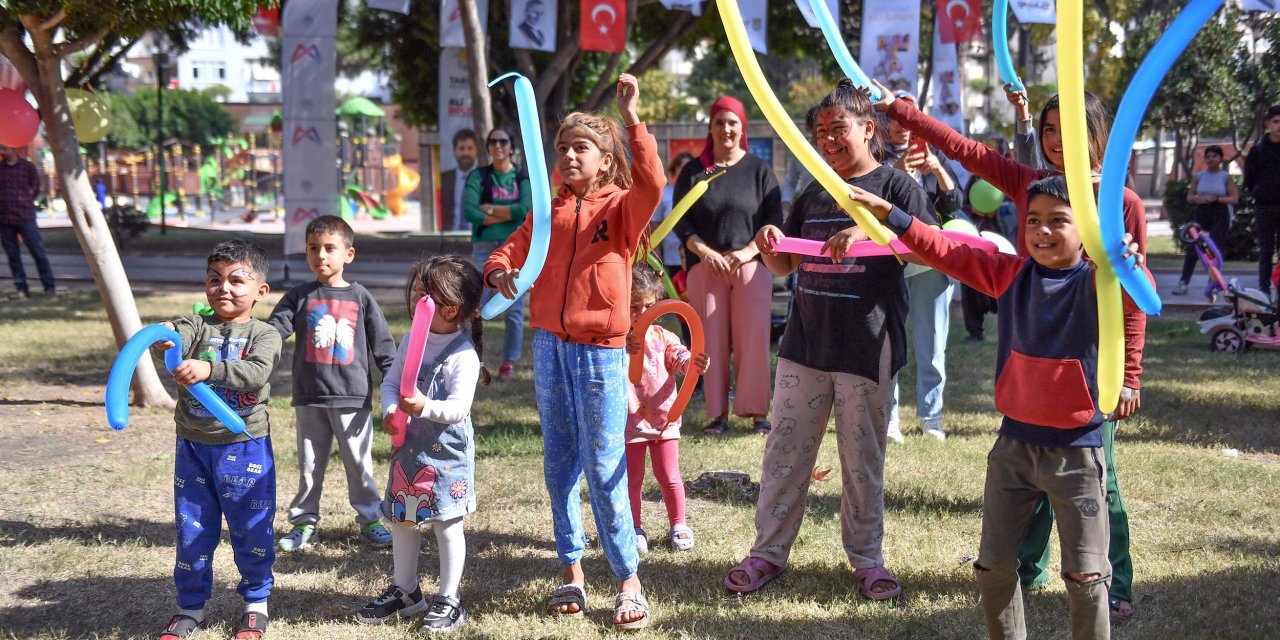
left=626, top=325, right=691, bottom=443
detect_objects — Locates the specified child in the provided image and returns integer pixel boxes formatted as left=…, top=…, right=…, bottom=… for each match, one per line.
left=153, top=239, right=282, bottom=640
left=859, top=174, right=1148, bottom=640
left=724, top=78, right=938, bottom=601
left=623, top=264, right=709, bottom=554
left=873, top=79, right=1147, bottom=622
left=356, top=256, right=487, bottom=632
left=268, top=215, right=397, bottom=552
left=484, top=73, right=664, bottom=630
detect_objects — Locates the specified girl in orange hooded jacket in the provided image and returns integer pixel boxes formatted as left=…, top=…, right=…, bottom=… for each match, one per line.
left=484, top=74, right=665, bottom=631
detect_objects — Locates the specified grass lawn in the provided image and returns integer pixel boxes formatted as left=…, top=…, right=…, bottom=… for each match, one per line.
left=1, top=290, right=1278, bottom=639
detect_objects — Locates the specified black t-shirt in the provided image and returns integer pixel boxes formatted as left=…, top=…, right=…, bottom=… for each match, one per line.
left=778, top=165, right=938, bottom=381
left=672, top=154, right=783, bottom=267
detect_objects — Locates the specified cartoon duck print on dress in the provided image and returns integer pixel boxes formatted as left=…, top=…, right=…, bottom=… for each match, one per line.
left=390, top=459, right=438, bottom=526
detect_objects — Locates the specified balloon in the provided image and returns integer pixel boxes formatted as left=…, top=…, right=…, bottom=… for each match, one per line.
left=772, top=231, right=997, bottom=258
left=645, top=252, right=681, bottom=301
left=64, top=88, right=112, bottom=144
left=941, top=217, right=981, bottom=237
left=387, top=295, right=435, bottom=447
left=1058, top=0, right=1123, bottom=414
left=629, top=299, right=705, bottom=425
left=647, top=170, right=725, bottom=253
left=106, top=324, right=246, bottom=433
left=969, top=179, right=1006, bottom=215
left=805, top=0, right=880, bottom=100
left=993, top=0, right=1026, bottom=93
left=715, top=0, right=896, bottom=246
left=0, top=88, right=39, bottom=148
left=980, top=231, right=1017, bottom=255
left=1099, top=4, right=1220, bottom=316
left=482, top=73, right=552, bottom=320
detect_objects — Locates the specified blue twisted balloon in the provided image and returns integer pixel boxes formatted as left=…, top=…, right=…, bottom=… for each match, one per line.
left=105, top=324, right=247, bottom=433
left=806, top=0, right=880, bottom=100
left=1100, top=0, right=1224, bottom=316
left=993, top=0, right=1025, bottom=93
left=482, top=72, right=552, bottom=319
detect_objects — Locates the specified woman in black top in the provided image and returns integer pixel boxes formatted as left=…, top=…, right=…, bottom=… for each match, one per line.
left=674, top=96, right=783, bottom=435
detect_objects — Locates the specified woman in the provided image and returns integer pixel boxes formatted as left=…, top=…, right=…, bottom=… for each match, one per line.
left=464, top=126, right=533, bottom=381
left=1175, top=145, right=1238, bottom=294
left=674, top=97, right=782, bottom=435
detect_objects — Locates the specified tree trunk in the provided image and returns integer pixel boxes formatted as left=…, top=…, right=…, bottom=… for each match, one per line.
left=458, top=0, right=494, bottom=147
left=2, top=22, right=173, bottom=409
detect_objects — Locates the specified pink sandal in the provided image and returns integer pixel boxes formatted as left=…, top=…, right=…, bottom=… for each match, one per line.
left=853, top=565, right=902, bottom=600
left=724, top=556, right=783, bottom=593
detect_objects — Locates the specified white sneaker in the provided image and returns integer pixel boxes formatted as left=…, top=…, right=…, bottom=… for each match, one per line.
left=922, top=418, right=947, bottom=441
left=886, top=424, right=905, bottom=444
left=635, top=528, right=649, bottom=554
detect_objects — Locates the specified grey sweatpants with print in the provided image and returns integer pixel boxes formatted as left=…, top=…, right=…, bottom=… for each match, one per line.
left=750, top=344, right=896, bottom=570
left=287, top=406, right=383, bottom=527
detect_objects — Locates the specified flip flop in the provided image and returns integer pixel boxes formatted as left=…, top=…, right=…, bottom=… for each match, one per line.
left=1109, top=596, right=1134, bottom=623
left=233, top=611, right=268, bottom=640
left=548, top=584, right=586, bottom=618
left=612, top=592, right=650, bottom=630
left=724, top=556, right=783, bottom=593
left=853, top=565, right=902, bottom=600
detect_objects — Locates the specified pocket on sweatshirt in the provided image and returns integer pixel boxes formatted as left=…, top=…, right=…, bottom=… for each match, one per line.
left=565, top=260, right=625, bottom=337
left=994, top=350, right=1096, bottom=428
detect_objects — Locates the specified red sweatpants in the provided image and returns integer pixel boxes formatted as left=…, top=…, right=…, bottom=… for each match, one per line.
left=625, top=439, right=686, bottom=529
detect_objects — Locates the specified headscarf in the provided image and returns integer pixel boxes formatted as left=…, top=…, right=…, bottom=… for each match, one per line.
left=699, top=96, right=749, bottom=171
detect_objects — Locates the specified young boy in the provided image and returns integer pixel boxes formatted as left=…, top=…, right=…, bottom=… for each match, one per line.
left=154, top=239, right=282, bottom=640
left=268, top=215, right=397, bottom=551
left=858, top=175, right=1149, bottom=640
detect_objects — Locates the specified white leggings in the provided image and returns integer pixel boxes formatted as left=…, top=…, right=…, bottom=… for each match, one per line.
left=391, top=516, right=465, bottom=598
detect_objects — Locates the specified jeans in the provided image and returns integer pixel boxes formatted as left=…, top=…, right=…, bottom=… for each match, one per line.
left=0, top=217, right=55, bottom=294
left=890, top=269, right=953, bottom=426
left=1257, top=207, right=1280, bottom=294
left=471, top=240, right=526, bottom=363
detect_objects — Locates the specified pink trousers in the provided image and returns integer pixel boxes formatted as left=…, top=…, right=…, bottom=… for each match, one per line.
left=625, top=439, right=685, bottom=528
left=686, top=260, right=773, bottom=419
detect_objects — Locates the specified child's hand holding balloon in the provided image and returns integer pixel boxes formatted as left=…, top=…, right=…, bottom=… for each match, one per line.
left=397, top=389, right=428, bottom=420
left=690, top=353, right=710, bottom=375
left=754, top=224, right=785, bottom=256
left=626, top=332, right=642, bottom=356
left=172, top=359, right=213, bottom=386
left=152, top=321, right=178, bottom=351
left=488, top=268, right=522, bottom=300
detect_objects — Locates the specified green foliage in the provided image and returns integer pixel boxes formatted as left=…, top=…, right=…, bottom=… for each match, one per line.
left=107, top=88, right=235, bottom=150
left=0, top=1, right=264, bottom=46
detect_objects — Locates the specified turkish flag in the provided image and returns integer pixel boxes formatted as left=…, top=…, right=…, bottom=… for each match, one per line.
left=937, top=0, right=981, bottom=44
left=253, top=6, right=280, bottom=37
left=580, top=0, right=627, bottom=52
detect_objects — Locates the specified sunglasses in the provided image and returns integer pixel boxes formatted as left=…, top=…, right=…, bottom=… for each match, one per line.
left=488, top=138, right=512, bottom=147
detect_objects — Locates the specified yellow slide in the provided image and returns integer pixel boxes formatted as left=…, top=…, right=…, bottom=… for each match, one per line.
left=383, top=154, right=420, bottom=217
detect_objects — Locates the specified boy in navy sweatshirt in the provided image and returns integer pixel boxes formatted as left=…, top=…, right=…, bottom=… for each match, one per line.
left=858, top=175, right=1150, bottom=640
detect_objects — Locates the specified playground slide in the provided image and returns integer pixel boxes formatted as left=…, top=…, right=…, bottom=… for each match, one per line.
left=383, top=153, right=420, bottom=217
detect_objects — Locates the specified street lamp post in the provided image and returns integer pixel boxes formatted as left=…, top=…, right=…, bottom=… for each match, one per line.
left=155, top=49, right=168, bottom=235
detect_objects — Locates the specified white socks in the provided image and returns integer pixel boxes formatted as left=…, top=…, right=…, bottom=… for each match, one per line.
left=178, top=608, right=204, bottom=624
left=245, top=601, right=268, bottom=616
left=390, top=517, right=466, bottom=599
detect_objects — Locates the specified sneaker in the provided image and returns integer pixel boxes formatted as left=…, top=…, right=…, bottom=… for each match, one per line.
left=277, top=524, right=315, bottom=552
left=922, top=418, right=947, bottom=441
left=356, top=583, right=428, bottom=623
left=361, top=521, right=393, bottom=548
left=965, top=333, right=984, bottom=342
left=1173, top=280, right=1189, bottom=295
left=8, top=290, right=29, bottom=301
left=498, top=361, right=515, bottom=381
left=886, top=424, right=905, bottom=444
left=421, top=594, right=466, bottom=633
left=635, top=527, right=649, bottom=554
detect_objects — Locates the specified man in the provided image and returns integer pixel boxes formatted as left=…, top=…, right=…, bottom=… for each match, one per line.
left=517, top=0, right=546, bottom=49
left=0, top=145, right=54, bottom=299
left=440, top=129, right=478, bottom=232
left=1244, top=105, right=1280, bottom=298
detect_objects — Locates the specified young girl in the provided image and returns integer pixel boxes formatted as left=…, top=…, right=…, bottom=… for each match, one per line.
left=723, top=78, right=938, bottom=600
left=624, top=264, right=709, bottom=554
left=485, top=74, right=664, bottom=630
left=872, top=78, right=1145, bottom=622
left=356, top=256, right=487, bottom=633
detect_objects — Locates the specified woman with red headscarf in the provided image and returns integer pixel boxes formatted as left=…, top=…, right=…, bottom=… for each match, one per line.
left=673, top=97, right=783, bottom=435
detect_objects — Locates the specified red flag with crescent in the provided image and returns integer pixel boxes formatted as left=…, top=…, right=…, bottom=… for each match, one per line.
left=581, top=0, right=627, bottom=52
left=937, top=0, right=981, bottom=44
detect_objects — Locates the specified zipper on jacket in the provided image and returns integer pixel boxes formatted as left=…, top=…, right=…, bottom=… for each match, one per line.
left=561, top=196, right=583, bottom=342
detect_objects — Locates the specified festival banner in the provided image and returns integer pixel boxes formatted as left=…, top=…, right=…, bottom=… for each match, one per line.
left=741, top=0, right=768, bottom=54
left=510, top=0, right=556, bottom=51
left=441, top=0, right=490, bottom=48
left=367, top=0, right=411, bottom=14
left=282, top=0, right=340, bottom=256
left=929, top=24, right=966, bottom=135
left=860, top=0, right=921, bottom=95
left=1242, top=0, right=1279, bottom=11
left=580, top=0, right=627, bottom=52
left=1009, top=0, right=1055, bottom=24
left=659, top=0, right=703, bottom=16
left=937, top=0, right=981, bottom=43
left=796, top=0, right=837, bottom=29
left=438, top=47, right=473, bottom=173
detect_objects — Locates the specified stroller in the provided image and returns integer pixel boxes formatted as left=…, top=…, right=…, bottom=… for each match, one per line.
left=1182, top=222, right=1280, bottom=352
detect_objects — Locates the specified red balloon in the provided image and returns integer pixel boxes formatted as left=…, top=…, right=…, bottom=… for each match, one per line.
left=0, top=88, right=39, bottom=148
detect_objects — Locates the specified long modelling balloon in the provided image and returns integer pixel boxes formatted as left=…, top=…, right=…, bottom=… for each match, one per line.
left=629, top=300, right=705, bottom=426
left=647, top=170, right=725, bottom=252
left=106, top=324, right=246, bottom=433
left=806, top=0, right=880, bottom=100
left=1100, top=1, right=1222, bottom=316
left=482, top=72, right=552, bottom=319
left=1059, top=0, right=1123, bottom=414
left=772, top=231, right=996, bottom=258
left=993, top=0, right=1026, bottom=93
left=716, top=0, right=896, bottom=246
left=388, top=295, right=435, bottom=446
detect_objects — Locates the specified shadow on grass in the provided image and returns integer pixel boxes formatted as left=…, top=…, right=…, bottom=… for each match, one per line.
left=0, top=398, right=104, bottom=408
left=0, top=517, right=174, bottom=548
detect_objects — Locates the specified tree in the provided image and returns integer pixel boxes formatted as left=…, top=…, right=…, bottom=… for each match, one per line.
left=108, top=88, right=236, bottom=149
left=0, top=1, right=263, bottom=409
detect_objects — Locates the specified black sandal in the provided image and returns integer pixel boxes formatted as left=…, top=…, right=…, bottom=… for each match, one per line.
left=159, top=614, right=205, bottom=640
left=548, top=584, right=586, bottom=618
left=234, top=611, right=268, bottom=639
left=753, top=419, right=772, bottom=435
left=702, top=419, right=728, bottom=436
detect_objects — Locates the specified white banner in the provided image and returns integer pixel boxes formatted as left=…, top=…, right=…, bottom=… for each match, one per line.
left=509, top=0, right=556, bottom=51
left=438, top=47, right=473, bottom=173
left=367, top=0, right=411, bottom=13
left=796, top=0, right=837, bottom=29
left=929, top=25, right=965, bottom=135
left=282, top=0, right=340, bottom=256
left=741, top=0, right=768, bottom=54
left=441, top=0, right=489, bottom=48
left=860, top=0, right=920, bottom=96
left=1243, top=0, right=1280, bottom=11
left=1010, top=0, right=1055, bottom=24
left=659, top=0, right=702, bottom=15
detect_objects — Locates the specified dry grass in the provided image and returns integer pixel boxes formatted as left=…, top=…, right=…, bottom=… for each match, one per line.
left=1, top=291, right=1278, bottom=639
